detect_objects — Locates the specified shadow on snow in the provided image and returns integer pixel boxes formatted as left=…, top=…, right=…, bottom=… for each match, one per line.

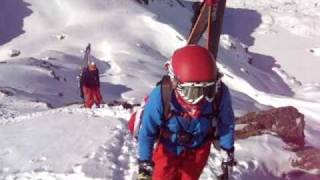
left=0, top=0, right=33, bottom=45
left=0, top=51, right=131, bottom=108
left=223, top=8, right=293, bottom=96
left=144, top=2, right=293, bottom=96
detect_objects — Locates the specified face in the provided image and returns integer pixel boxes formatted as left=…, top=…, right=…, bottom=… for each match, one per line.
left=88, top=65, right=96, bottom=71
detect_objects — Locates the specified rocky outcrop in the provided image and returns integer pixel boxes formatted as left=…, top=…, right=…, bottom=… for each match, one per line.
left=235, top=106, right=320, bottom=172
left=0, top=87, right=15, bottom=96
left=108, top=100, right=140, bottom=110
left=236, top=106, right=305, bottom=147
left=291, top=147, right=320, bottom=170
left=8, top=49, right=21, bottom=57
left=134, top=0, right=149, bottom=5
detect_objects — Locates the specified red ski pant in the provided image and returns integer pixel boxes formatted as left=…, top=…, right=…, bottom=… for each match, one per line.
left=152, top=142, right=211, bottom=180
left=83, top=86, right=102, bottom=108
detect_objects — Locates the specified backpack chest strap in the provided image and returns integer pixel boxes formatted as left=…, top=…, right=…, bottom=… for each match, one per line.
left=159, top=126, right=216, bottom=147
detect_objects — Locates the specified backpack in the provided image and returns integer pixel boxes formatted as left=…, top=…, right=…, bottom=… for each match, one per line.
left=127, top=75, right=224, bottom=139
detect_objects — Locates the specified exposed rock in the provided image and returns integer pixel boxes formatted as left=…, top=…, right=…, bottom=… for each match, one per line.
left=235, top=106, right=320, bottom=172
left=8, top=49, right=21, bottom=57
left=236, top=106, right=305, bottom=147
left=28, top=58, right=59, bottom=69
left=0, top=88, right=15, bottom=96
left=291, top=147, right=320, bottom=171
left=56, top=33, right=67, bottom=40
left=135, top=0, right=149, bottom=5
left=107, top=100, right=140, bottom=110
left=283, top=169, right=320, bottom=180
left=41, top=56, right=57, bottom=61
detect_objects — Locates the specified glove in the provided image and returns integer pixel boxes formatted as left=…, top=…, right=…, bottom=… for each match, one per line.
left=217, top=147, right=236, bottom=179
left=221, top=146, right=236, bottom=166
left=137, top=160, right=153, bottom=180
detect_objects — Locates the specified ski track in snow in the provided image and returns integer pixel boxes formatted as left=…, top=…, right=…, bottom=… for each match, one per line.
left=0, top=103, right=235, bottom=180
left=81, top=121, right=138, bottom=180
left=1, top=105, right=140, bottom=180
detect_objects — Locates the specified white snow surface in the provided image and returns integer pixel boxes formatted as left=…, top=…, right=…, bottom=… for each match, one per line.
left=226, top=0, right=320, bottom=83
left=0, top=0, right=319, bottom=179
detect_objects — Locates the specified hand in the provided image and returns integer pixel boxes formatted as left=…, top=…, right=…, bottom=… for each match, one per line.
left=218, top=147, right=236, bottom=179
left=221, top=147, right=236, bottom=166
left=137, top=160, right=153, bottom=180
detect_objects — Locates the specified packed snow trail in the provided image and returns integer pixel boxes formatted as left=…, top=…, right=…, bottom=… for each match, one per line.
left=0, top=105, right=137, bottom=180
left=0, top=104, right=240, bottom=180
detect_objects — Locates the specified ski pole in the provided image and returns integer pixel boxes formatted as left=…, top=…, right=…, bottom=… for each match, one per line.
left=218, top=159, right=237, bottom=180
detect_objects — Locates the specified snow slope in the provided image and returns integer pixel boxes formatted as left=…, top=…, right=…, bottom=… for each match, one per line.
left=0, top=0, right=319, bottom=179
left=1, top=105, right=135, bottom=180
left=226, top=0, right=320, bottom=84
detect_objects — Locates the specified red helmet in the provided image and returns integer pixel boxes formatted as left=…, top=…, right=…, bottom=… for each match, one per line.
left=167, top=45, right=218, bottom=104
left=170, top=45, right=217, bottom=83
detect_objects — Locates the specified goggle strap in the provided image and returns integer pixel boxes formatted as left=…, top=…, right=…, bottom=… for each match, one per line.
left=179, top=81, right=215, bottom=87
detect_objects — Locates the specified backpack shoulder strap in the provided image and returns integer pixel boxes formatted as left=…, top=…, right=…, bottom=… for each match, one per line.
left=160, top=75, right=173, bottom=121
left=212, top=81, right=224, bottom=116
left=211, top=81, right=225, bottom=148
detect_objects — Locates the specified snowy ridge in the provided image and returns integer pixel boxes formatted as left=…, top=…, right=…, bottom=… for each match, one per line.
left=0, top=0, right=320, bottom=179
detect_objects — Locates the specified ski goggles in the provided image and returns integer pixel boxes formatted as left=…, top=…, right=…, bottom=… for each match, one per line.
left=176, top=81, right=216, bottom=104
left=165, top=61, right=219, bottom=104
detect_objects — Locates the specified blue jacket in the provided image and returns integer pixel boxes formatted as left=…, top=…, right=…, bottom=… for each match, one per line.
left=138, top=84, right=235, bottom=161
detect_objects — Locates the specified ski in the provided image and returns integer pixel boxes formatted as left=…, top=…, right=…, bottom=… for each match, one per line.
left=208, top=0, right=226, bottom=59
left=187, top=2, right=210, bottom=45
left=78, top=43, right=91, bottom=99
left=82, top=43, right=91, bottom=70
left=187, top=0, right=227, bottom=59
